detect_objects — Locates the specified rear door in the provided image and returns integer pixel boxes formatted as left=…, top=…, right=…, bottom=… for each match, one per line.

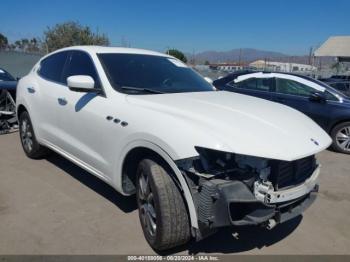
left=35, top=51, right=69, bottom=144
left=225, top=77, right=274, bottom=101
left=271, top=78, right=331, bottom=129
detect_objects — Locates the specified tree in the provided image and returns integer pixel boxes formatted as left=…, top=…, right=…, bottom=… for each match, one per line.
left=44, top=21, right=110, bottom=52
left=204, top=60, right=210, bottom=65
left=14, top=40, right=22, bottom=50
left=0, top=33, right=8, bottom=50
left=166, top=49, right=187, bottom=63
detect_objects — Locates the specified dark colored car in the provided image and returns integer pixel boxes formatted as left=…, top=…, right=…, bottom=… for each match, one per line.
left=214, top=71, right=350, bottom=154
left=0, top=68, right=18, bottom=134
left=319, top=75, right=350, bottom=97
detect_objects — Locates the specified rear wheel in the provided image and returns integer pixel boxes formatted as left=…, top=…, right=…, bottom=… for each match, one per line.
left=19, top=111, right=50, bottom=159
left=136, top=159, right=190, bottom=251
left=331, top=122, right=350, bottom=154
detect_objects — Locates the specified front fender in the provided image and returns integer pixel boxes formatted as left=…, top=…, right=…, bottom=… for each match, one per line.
left=116, top=139, right=199, bottom=229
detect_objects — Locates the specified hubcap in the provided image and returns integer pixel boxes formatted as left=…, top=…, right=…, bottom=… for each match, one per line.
left=138, top=172, right=157, bottom=236
left=21, top=119, right=33, bottom=152
left=336, top=126, right=350, bottom=152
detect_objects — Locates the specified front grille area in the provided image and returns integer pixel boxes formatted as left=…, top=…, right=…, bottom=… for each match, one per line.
left=270, top=155, right=316, bottom=190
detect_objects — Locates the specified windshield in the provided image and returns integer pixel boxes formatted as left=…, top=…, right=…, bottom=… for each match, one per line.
left=0, top=69, right=15, bottom=81
left=98, top=53, right=214, bottom=94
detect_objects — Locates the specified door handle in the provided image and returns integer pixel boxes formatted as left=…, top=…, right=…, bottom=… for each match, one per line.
left=58, top=98, right=67, bottom=106
left=27, top=87, right=36, bottom=94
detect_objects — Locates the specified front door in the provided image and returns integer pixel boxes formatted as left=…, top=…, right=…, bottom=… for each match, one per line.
left=53, top=51, right=120, bottom=178
left=271, top=78, right=330, bottom=129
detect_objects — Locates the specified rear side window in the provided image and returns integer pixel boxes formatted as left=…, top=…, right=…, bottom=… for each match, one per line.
left=38, top=52, right=68, bottom=83
left=228, top=77, right=272, bottom=92
left=63, top=51, right=100, bottom=88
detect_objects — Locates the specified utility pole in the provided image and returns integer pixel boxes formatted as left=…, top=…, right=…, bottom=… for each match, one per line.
left=192, top=48, right=195, bottom=66
left=121, top=36, right=129, bottom=47
left=238, top=48, right=242, bottom=66
left=308, top=47, right=313, bottom=65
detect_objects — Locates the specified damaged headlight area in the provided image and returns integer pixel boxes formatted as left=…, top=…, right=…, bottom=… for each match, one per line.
left=177, top=146, right=272, bottom=188
left=176, top=147, right=319, bottom=238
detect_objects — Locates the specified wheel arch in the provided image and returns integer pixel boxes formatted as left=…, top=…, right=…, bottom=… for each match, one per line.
left=117, top=141, right=199, bottom=229
left=329, top=119, right=350, bottom=134
left=16, top=104, right=28, bottom=119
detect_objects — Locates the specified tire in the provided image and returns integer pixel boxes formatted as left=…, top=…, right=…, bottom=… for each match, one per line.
left=331, top=121, right=350, bottom=154
left=19, top=111, right=50, bottom=159
left=136, top=159, right=190, bottom=251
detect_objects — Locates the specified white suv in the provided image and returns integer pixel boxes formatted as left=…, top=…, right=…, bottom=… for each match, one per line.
left=16, top=46, right=331, bottom=250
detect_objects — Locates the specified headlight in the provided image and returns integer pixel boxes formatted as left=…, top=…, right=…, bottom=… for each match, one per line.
left=177, top=147, right=271, bottom=183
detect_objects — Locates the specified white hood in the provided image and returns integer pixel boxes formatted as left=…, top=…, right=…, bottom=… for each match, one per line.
left=126, top=91, right=332, bottom=161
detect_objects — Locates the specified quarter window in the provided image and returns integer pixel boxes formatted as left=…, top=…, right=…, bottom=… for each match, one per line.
left=38, top=52, right=68, bottom=83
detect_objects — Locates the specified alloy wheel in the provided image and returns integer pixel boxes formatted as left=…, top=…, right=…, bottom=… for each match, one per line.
left=138, top=172, right=157, bottom=237
left=21, top=119, right=33, bottom=153
left=336, top=126, right=350, bottom=152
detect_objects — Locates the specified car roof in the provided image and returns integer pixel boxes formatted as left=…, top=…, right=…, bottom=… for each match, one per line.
left=214, top=70, right=347, bottom=99
left=50, top=45, right=172, bottom=58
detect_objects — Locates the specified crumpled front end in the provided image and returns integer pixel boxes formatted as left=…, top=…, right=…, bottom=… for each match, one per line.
left=176, top=147, right=319, bottom=239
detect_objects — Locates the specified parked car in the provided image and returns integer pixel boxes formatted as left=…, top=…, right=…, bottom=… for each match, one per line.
left=0, top=68, right=18, bottom=134
left=17, top=47, right=331, bottom=250
left=214, top=71, right=350, bottom=154
left=319, top=75, right=350, bottom=97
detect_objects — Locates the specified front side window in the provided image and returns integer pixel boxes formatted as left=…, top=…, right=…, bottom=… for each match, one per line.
left=98, top=53, right=214, bottom=94
left=276, top=78, right=315, bottom=97
left=38, top=51, right=68, bottom=83
left=228, top=77, right=272, bottom=92
left=325, top=91, right=338, bottom=101
left=63, top=51, right=101, bottom=88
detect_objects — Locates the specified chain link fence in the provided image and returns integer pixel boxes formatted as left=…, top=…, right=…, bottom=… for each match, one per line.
left=0, top=51, right=42, bottom=77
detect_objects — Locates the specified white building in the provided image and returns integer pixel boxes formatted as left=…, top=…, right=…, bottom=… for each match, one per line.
left=249, top=60, right=317, bottom=73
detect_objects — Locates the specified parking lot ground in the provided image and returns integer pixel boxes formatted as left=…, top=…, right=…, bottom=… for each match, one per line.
left=0, top=132, right=350, bottom=255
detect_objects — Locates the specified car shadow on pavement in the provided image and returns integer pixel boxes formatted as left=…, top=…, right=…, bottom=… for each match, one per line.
left=46, top=152, right=302, bottom=255
left=46, top=153, right=137, bottom=213
left=160, top=216, right=302, bottom=255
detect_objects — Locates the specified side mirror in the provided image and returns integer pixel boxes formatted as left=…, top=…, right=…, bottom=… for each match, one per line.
left=67, top=75, right=99, bottom=93
left=204, top=77, right=213, bottom=84
left=309, top=92, right=326, bottom=103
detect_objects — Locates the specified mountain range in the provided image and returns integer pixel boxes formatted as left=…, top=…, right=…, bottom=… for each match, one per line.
left=188, top=48, right=316, bottom=64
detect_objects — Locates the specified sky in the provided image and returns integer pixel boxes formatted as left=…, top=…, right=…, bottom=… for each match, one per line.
left=1, top=0, right=349, bottom=55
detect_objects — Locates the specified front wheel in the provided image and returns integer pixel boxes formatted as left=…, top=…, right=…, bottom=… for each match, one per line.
left=19, top=111, right=50, bottom=159
left=331, top=122, right=350, bottom=154
left=136, top=159, right=190, bottom=251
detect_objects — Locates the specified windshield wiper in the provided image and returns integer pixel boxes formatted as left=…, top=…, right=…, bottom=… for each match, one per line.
left=120, top=86, right=165, bottom=94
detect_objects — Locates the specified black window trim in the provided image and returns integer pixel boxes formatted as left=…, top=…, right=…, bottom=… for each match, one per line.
left=37, top=49, right=106, bottom=97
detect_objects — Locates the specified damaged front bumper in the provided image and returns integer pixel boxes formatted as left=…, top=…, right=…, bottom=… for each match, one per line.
left=196, top=170, right=318, bottom=230
left=176, top=150, right=320, bottom=239
left=254, top=166, right=320, bottom=204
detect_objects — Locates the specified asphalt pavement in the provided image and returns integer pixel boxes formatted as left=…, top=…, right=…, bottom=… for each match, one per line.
left=0, top=132, right=349, bottom=255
